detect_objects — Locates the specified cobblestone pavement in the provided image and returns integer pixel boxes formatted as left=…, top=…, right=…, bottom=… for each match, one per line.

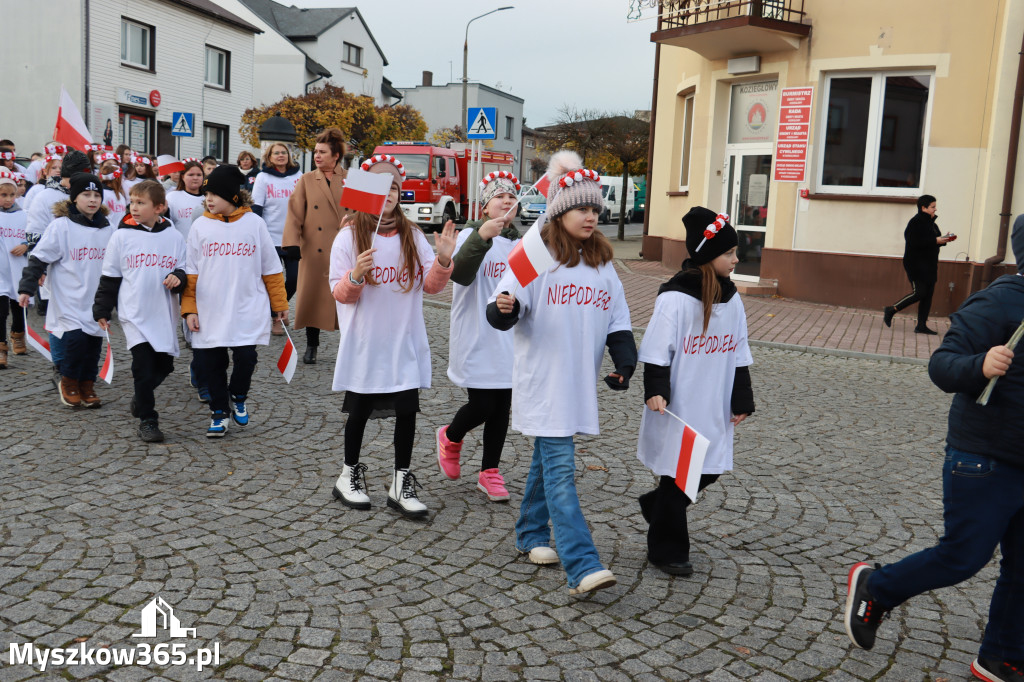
left=0, top=302, right=995, bottom=681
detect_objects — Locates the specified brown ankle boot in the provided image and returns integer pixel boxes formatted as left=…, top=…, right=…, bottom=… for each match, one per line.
left=0, top=341, right=7, bottom=369
left=79, top=380, right=102, bottom=407
left=9, top=331, right=26, bottom=355
left=59, top=377, right=81, bottom=407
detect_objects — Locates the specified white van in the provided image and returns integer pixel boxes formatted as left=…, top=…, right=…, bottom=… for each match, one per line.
left=599, top=177, right=636, bottom=224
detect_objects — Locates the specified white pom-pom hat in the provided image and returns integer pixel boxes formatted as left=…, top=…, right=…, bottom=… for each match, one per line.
left=479, top=170, right=520, bottom=211
left=544, top=149, right=603, bottom=220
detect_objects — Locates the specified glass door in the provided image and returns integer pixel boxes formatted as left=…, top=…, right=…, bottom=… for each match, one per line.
left=726, top=153, right=772, bottom=281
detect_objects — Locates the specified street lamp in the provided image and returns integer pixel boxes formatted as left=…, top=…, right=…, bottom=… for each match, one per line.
left=462, top=6, right=513, bottom=136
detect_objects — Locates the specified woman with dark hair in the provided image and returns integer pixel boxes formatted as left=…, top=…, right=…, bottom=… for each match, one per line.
left=283, top=127, right=352, bottom=364
left=103, top=119, right=113, bottom=147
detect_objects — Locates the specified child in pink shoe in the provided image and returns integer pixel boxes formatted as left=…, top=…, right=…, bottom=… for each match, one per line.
left=438, top=171, right=522, bottom=502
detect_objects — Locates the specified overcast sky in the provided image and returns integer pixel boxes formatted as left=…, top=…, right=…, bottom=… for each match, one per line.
left=290, top=0, right=658, bottom=127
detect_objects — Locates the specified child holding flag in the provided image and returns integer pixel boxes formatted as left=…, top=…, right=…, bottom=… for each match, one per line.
left=487, top=150, right=636, bottom=595
left=636, top=207, right=755, bottom=577
left=181, top=166, right=288, bottom=437
left=94, top=180, right=186, bottom=442
left=328, top=155, right=456, bottom=518
left=438, top=170, right=522, bottom=502
left=18, top=173, right=113, bottom=407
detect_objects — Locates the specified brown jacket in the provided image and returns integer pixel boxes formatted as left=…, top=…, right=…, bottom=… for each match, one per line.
left=283, top=167, right=352, bottom=331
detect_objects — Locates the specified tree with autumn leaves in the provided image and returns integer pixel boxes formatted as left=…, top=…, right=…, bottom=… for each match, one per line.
left=239, top=84, right=428, bottom=157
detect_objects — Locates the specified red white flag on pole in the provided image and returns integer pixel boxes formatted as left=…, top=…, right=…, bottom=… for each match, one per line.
left=157, top=155, right=185, bottom=175
left=507, top=219, right=554, bottom=288
left=532, top=174, right=551, bottom=198
left=665, top=409, right=710, bottom=503
left=339, top=168, right=393, bottom=215
left=23, top=310, right=52, bottom=362
left=277, top=325, right=297, bottom=383
left=52, top=86, right=92, bottom=150
left=99, top=335, right=114, bottom=384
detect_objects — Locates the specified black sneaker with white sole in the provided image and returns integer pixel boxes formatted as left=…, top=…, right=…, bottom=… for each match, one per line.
left=972, top=658, right=1024, bottom=682
left=844, top=562, right=889, bottom=650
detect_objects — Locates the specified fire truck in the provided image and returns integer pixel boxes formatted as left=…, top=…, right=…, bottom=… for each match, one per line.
left=372, top=142, right=515, bottom=230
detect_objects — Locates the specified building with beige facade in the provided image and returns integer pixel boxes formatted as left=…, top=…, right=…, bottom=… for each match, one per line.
left=641, top=0, right=1024, bottom=314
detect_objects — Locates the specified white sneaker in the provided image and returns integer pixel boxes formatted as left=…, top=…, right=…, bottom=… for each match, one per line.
left=387, top=469, right=428, bottom=518
left=519, top=546, right=559, bottom=565
left=569, top=569, right=617, bottom=595
left=332, top=463, right=370, bottom=510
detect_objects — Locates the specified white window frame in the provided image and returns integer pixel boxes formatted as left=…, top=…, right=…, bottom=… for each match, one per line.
left=120, top=19, right=151, bottom=70
left=525, top=138, right=535, bottom=148
left=205, top=46, right=228, bottom=89
left=678, top=92, right=695, bottom=191
left=343, top=42, right=362, bottom=67
left=815, top=70, right=934, bottom=197
left=203, top=124, right=228, bottom=162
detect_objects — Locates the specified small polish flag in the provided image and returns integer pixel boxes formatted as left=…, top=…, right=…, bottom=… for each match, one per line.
left=507, top=219, right=555, bottom=288
left=52, top=86, right=92, bottom=150
left=532, top=174, right=551, bottom=198
left=99, top=335, right=114, bottom=384
left=339, top=168, right=393, bottom=215
left=277, top=326, right=297, bottom=383
left=670, top=414, right=710, bottom=503
left=157, top=155, right=185, bottom=175
left=23, top=312, right=52, bottom=362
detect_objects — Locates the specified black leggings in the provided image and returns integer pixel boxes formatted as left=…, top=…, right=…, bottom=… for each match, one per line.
left=344, top=393, right=416, bottom=470
left=891, top=279, right=934, bottom=328
left=275, top=247, right=300, bottom=301
left=640, top=473, right=720, bottom=565
left=0, top=297, right=24, bottom=343
left=446, top=388, right=512, bottom=471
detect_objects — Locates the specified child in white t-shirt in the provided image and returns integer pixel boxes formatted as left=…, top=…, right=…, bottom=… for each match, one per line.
left=636, top=207, right=755, bottom=577
left=328, top=155, right=456, bottom=519
left=165, top=159, right=205, bottom=240
left=487, top=151, right=636, bottom=596
left=182, top=166, right=288, bottom=438
left=98, top=155, right=128, bottom=227
left=0, top=171, right=28, bottom=367
left=438, top=171, right=522, bottom=502
left=94, top=181, right=187, bottom=443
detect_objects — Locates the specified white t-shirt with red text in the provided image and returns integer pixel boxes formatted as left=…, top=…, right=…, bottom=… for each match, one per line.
left=636, top=291, right=753, bottom=476
left=251, top=171, right=300, bottom=247
left=31, top=216, right=114, bottom=337
left=329, top=227, right=438, bottom=394
left=185, top=211, right=282, bottom=348
left=165, top=190, right=204, bottom=240
left=0, top=209, right=28, bottom=299
left=102, top=226, right=186, bottom=355
left=103, top=188, right=128, bottom=228
left=489, top=259, right=632, bottom=437
left=447, top=229, right=518, bottom=388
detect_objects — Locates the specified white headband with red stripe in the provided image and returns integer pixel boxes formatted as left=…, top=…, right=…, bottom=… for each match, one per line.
left=97, top=152, right=119, bottom=163
left=360, top=154, right=406, bottom=180
left=84, top=144, right=112, bottom=152
left=44, top=144, right=68, bottom=155
left=45, top=154, right=62, bottom=163
left=558, top=168, right=601, bottom=188
left=0, top=151, right=14, bottom=161
left=100, top=167, right=122, bottom=181
left=695, top=212, right=730, bottom=253
left=479, top=170, right=521, bottom=192
left=131, top=154, right=153, bottom=166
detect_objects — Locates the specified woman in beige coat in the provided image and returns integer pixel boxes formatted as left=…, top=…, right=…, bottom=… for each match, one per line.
left=283, top=127, right=353, bottom=364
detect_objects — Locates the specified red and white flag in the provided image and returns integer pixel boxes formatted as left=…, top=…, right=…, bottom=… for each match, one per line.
left=507, top=219, right=555, bottom=288
left=668, top=412, right=710, bottom=503
left=99, top=335, right=114, bottom=384
left=277, top=326, right=297, bottom=383
left=52, top=86, right=92, bottom=150
left=23, top=311, right=52, bottom=362
left=532, top=174, right=551, bottom=198
left=339, top=168, right=393, bottom=215
left=157, top=155, right=185, bottom=175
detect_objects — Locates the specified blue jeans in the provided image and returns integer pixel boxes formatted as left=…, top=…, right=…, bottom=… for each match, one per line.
left=515, top=436, right=605, bottom=588
left=869, top=446, right=1024, bottom=661
left=49, top=332, right=64, bottom=370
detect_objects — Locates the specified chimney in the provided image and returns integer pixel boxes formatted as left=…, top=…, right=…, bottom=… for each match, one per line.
left=422, top=71, right=433, bottom=87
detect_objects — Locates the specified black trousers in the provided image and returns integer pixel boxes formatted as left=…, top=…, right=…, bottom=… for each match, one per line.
left=306, top=327, right=320, bottom=347
left=640, top=473, right=720, bottom=565
left=275, top=247, right=300, bottom=301
left=343, top=391, right=416, bottom=470
left=60, top=329, right=103, bottom=381
left=892, top=279, right=934, bottom=328
left=130, top=343, right=174, bottom=421
left=192, top=346, right=257, bottom=414
left=0, top=297, right=24, bottom=342
left=446, top=387, right=513, bottom=471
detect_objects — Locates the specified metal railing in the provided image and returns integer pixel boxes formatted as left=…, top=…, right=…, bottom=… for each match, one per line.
left=659, top=0, right=807, bottom=28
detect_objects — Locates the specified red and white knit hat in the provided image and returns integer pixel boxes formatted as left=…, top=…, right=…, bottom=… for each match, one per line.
left=0, top=151, right=15, bottom=161
left=44, top=144, right=68, bottom=155
left=479, top=170, right=520, bottom=210
left=544, top=150, right=602, bottom=220
left=360, top=154, right=406, bottom=187
left=0, top=169, right=17, bottom=187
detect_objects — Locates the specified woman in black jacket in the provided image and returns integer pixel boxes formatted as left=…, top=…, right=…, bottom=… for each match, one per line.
left=883, top=194, right=952, bottom=334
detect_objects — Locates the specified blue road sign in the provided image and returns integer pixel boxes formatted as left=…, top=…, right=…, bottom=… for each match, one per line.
left=171, top=112, right=194, bottom=137
left=467, top=107, right=497, bottom=140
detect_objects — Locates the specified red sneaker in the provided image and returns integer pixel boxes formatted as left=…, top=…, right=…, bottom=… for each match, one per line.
left=436, top=425, right=462, bottom=480
left=477, top=468, right=510, bottom=501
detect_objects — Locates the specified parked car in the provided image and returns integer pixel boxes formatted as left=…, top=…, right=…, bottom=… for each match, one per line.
left=520, top=193, right=547, bottom=226
left=633, top=178, right=646, bottom=223
left=598, top=177, right=635, bottom=225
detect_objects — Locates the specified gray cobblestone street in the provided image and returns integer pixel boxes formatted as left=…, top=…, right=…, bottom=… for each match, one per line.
left=0, top=302, right=996, bottom=681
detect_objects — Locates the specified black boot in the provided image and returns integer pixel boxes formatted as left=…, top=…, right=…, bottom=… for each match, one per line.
left=303, top=345, right=317, bottom=364
left=138, top=418, right=164, bottom=442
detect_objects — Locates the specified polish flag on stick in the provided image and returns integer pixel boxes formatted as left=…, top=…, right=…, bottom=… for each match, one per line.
left=277, top=324, right=297, bottom=383
left=507, top=219, right=555, bottom=288
left=157, top=155, right=185, bottom=175
left=99, top=332, right=114, bottom=384
left=532, top=174, right=551, bottom=198
left=52, top=86, right=93, bottom=150
left=22, top=308, right=52, bottom=362
left=663, top=408, right=710, bottom=503
left=340, top=168, right=392, bottom=216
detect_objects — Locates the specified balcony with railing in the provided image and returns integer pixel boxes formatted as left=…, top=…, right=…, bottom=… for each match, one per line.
left=650, top=0, right=810, bottom=60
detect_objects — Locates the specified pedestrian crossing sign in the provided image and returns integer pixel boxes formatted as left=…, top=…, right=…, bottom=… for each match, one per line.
left=467, top=107, right=496, bottom=140
left=171, top=112, right=194, bottom=137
